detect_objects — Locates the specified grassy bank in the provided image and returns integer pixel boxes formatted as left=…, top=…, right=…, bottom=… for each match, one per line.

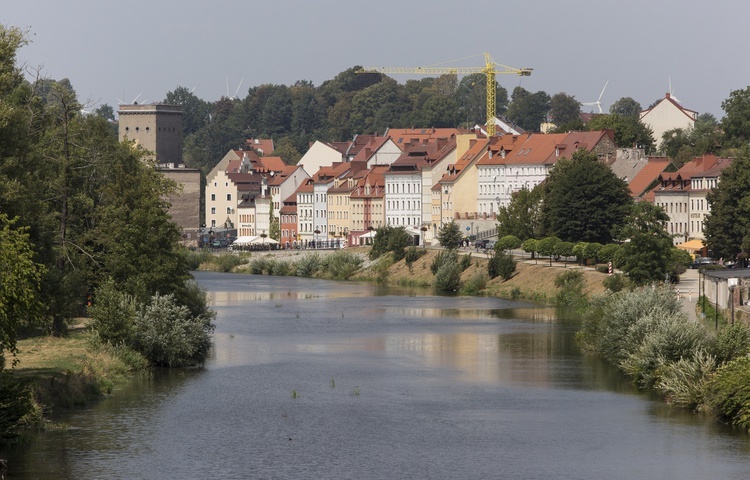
left=7, top=322, right=148, bottom=435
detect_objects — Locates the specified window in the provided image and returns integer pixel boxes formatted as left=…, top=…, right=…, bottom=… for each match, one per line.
left=211, top=207, right=216, bottom=215
left=226, top=207, right=232, bottom=214
left=211, top=194, right=216, bottom=201
left=227, top=194, right=232, bottom=201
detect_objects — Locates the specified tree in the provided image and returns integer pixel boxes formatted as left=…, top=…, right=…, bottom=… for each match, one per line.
left=721, top=87, right=750, bottom=146
left=609, top=97, right=642, bottom=118
left=537, top=236, right=561, bottom=266
left=369, top=226, right=413, bottom=261
left=496, top=235, right=521, bottom=252
left=549, top=92, right=581, bottom=125
left=455, top=73, right=509, bottom=126
left=0, top=215, right=45, bottom=370
left=704, top=154, right=750, bottom=260
left=586, top=114, right=655, bottom=152
left=437, top=221, right=462, bottom=249
left=541, top=149, right=633, bottom=244
left=618, top=202, right=674, bottom=285
left=93, top=103, right=115, bottom=121
left=496, top=187, right=543, bottom=240
left=164, top=86, right=210, bottom=136
left=506, top=86, right=550, bottom=132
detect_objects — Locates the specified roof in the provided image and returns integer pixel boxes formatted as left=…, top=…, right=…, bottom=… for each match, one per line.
left=628, top=158, right=670, bottom=198
left=640, top=93, right=698, bottom=123
left=351, top=136, right=391, bottom=162
left=504, top=133, right=568, bottom=165
left=438, top=138, right=489, bottom=183
left=476, top=134, right=526, bottom=166
left=385, top=128, right=464, bottom=146
left=245, top=138, right=275, bottom=155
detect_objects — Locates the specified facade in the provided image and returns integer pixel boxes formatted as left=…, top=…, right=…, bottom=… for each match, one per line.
left=435, top=138, right=490, bottom=226
left=279, top=195, right=297, bottom=248
left=351, top=166, right=388, bottom=240
left=294, top=178, right=315, bottom=246
left=268, top=165, right=310, bottom=221
left=297, top=140, right=348, bottom=175
left=639, top=93, right=698, bottom=151
left=160, top=167, right=201, bottom=244
left=118, top=104, right=183, bottom=165
left=652, top=155, right=733, bottom=244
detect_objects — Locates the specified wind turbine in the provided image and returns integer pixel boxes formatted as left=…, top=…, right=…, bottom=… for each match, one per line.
left=583, top=80, right=609, bottom=114
left=226, top=78, right=244, bottom=100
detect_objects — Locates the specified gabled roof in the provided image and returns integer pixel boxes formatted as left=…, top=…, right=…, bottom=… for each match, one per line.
left=351, top=165, right=389, bottom=199
left=476, top=134, right=525, bottom=165
left=504, top=133, right=569, bottom=165
left=387, top=136, right=457, bottom=172
left=351, top=136, right=391, bottom=162
left=640, top=93, right=698, bottom=122
left=267, top=164, right=304, bottom=186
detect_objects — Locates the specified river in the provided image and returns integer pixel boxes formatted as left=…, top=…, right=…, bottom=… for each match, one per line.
left=3, top=271, right=750, bottom=479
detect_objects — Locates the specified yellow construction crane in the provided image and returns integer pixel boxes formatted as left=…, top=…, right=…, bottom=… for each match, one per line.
left=358, top=53, right=532, bottom=137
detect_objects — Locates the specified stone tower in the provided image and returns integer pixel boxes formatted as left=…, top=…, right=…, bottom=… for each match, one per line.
left=118, top=103, right=183, bottom=165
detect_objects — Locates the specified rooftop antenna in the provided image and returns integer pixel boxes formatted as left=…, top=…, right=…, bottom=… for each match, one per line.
left=669, top=76, right=682, bottom=104
left=582, top=80, right=608, bottom=114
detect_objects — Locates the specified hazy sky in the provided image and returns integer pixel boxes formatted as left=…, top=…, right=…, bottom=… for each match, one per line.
left=3, top=1, right=747, bottom=119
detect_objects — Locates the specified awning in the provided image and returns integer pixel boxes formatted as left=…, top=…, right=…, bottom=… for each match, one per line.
left=676, top=239, right=706, bottom=251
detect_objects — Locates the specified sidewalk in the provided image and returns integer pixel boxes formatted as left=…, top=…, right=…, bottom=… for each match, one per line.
left=676, top=267, right=699, bottom=322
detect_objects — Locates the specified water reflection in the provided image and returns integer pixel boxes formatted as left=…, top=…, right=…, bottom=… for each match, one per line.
left=4, top=272, right=750, bottom=480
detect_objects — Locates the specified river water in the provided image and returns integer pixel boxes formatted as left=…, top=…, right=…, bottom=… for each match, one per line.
left=3, top=271, right=750, bottom=479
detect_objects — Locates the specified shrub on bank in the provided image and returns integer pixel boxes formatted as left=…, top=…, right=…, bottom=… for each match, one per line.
left=433, top=259, right=461, bottom=294
left=461, top=272, right=488, bottom=295
left=488, top=251, right=516, bottom=280
left=706, top=356, right=750, bottom=429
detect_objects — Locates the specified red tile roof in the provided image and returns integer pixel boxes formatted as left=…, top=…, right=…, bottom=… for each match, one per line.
left=628, top=158, right=670, bottom=198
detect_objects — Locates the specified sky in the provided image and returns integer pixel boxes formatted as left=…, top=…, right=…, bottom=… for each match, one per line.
left=3, top=0, right=748, bottom=119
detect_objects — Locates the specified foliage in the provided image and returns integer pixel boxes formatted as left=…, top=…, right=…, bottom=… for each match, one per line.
left=704, top=153, right=750, bottom=260
left=596, top=243, right=621, bottom=264
left=506, top=86, right=551, bottom=132
left=711, top=322, right=750, bottom=365
left=458, top=252, right=472, bottom=272
left=460, top=272, right=488, bottom=296
left=90, top=279, right=137, bottom=346
left=488, top=251, right=516, bottom=280
left=720, top=87, right=750, bottom=146
left=370, top=226, right=413, bottom=261
left=608, top=97, right=642, bottom=118
left=661, top=113, right=722, bottom=162
left=555, top=241, right=575, bottom=263
left=549, top=92, right=581, bottom=125
left=433, top=258, right=461, bottom=294
left=521, top=238, right=538, bottom=259
left=582, top=242, right=603, bottom=265
left=706, top=356, right=750, bottom=429
left=431, top=249, right=457, bottom=274
left=0, top=372, right=39, bottom=444
left=437, top=221, right=462, bottom=250
left=404, top=246, right=427, bottom=266
left=577, top=286, right=682, bottom=365
left=296, top=253, right=322, bottom=277
left=496, top=187, right=544, bottom=241
left=541, top=150, right=633, bottom=244
left=0, top=214, right=45, bottom=369
left=537, top=236, right=561, bottom=266
left=132, top=293, right=215, bottom=367
left=617, top=202, right=674, bottom=285
left=320, top=251, right=364, bottom=280
left=668, top=248, right=693, bottom=280
left=495, top=234, right=521, bottom=252
left=554, top=270, right=587, bottom=307
left=602, top=273, right=629, bottom=293
left=655, top=349, right=717, bottom=408
left=212, top=253, right=246, bottom=273
left=586, top=113, right=655, bottom=153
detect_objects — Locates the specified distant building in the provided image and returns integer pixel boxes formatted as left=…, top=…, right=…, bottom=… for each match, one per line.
left=639, top=93, right=698, bottom=151
left=118, top=103, right=200, bottom=245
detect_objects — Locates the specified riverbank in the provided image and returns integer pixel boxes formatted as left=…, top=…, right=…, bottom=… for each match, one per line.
left=215, top=246, right=609, bottom=303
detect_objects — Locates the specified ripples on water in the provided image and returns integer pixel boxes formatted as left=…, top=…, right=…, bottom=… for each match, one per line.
left=3, top=271, right=750, bottom=479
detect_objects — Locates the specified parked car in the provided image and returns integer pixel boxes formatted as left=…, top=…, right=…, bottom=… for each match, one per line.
left=484, top=240, right=496, bottom=251
left=691, top=257, right=715, bottom=269
left=474, top=239, right=489, bottom=250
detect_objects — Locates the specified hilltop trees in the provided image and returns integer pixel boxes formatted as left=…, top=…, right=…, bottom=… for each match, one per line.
left=704, top=154, right=750, bottom=260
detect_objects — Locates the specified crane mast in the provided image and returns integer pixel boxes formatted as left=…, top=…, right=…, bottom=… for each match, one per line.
left=359, top=53, right=532, bottom=137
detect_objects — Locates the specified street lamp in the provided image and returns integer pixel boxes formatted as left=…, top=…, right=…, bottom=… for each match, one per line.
left=314, top=228, right=321, bottom=249
left=260, top=230, right=268, bottom=249
left=420, top=225, right=428, bottom=248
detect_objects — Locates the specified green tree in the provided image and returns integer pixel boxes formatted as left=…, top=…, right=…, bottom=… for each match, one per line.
left=437, top=221, right=462, bottom=249
left=586, top=113, right=655, bottom=152
left=704, top=154, right=750, bottom=260
left=537, top=236, right=561, bottom=266
left=496, top=234, right=521, bottom=252
left=0, top=215, right=45, bottom=370
left=549, top=92, right=581, bottom=125
left=496, top=187, right=543, bottom=240
left=506, top=86, right=551, bottom=132
left=522, top=238, right=538, bottom=261
left=369, top=226, right=413, bottom=261
left=618, top=202, right=674, bottom=285
left=721, top=87, right=750, bottom=146
left=541, top=149, right=633, bottom=244
left=164, top=86, right=210, bottom=136
left=608, top=97, right=642, bottom=117
left=455, top=73, right=509, bottom=126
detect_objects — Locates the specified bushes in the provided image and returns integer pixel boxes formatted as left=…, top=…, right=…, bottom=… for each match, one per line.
left=488, top=251, right=516, bottom=280
left=90, top=280, right=216, bottom=368
left=0, top=372, right=40, bottom=444
left=404, top=246, right=427, bottom=267
left=431, top=250, right=457, bottom=274
left=321, top=251, right=364, bottom=280
left=706, top=357, right=750, bottom=429
left=461, top=272, right=488, bottom=295
left=554, top=270, right=587, bottom=308
left=602, top=273, right=628, bottom=293
left=433, top=259, right=461, bottom=294
left=296, top=253, right=322, bottom=277
left=132, top=293, right=215, bottom=368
